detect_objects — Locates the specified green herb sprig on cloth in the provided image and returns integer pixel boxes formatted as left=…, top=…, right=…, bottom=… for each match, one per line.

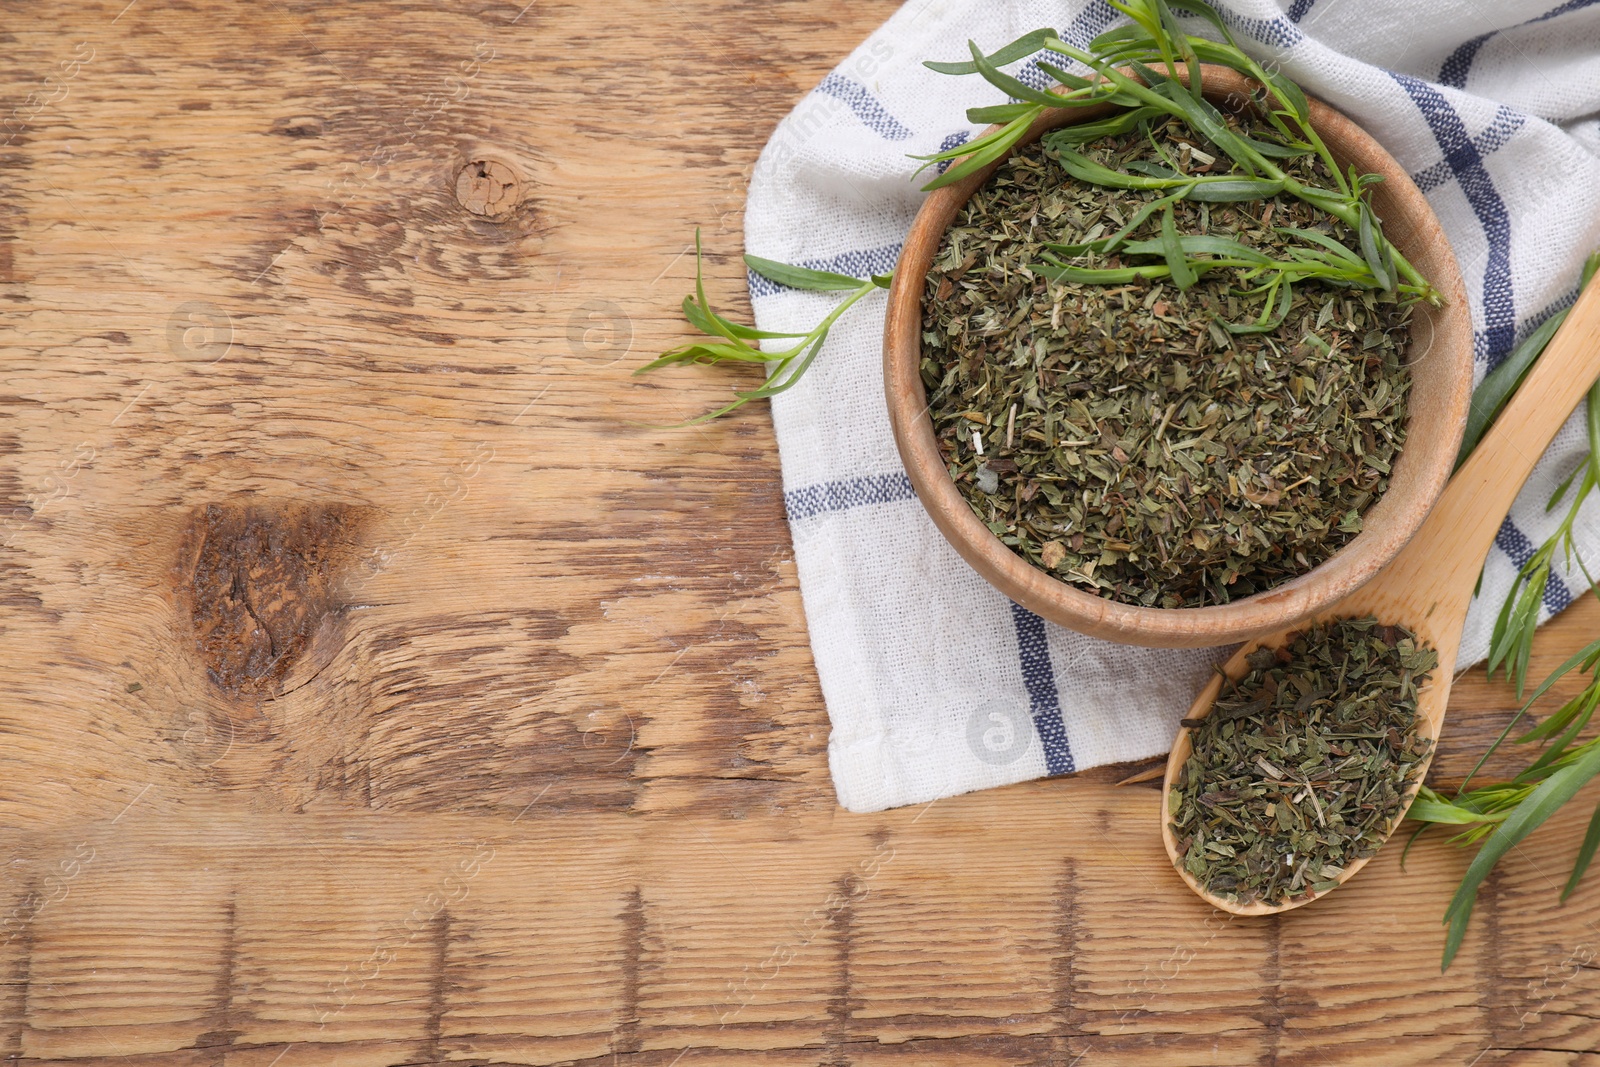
left=1403, top=253, right=1600, bottom=972
left=635, top=232, right=889, bottom=423
left=1483, top=395, right=1600, bottom=698
left=1456, top=253, right=1600, bottom=467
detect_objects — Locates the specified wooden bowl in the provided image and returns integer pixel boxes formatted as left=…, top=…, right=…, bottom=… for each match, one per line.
left=883, top=65, right=1472, bottom=649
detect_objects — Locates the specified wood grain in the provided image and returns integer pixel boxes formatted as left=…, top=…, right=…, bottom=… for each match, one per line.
left=2, top=2, right=1598, bottom=1064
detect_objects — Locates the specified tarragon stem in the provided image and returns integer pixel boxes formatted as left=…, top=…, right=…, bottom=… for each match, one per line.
left=916, top=0, right=1434, bottom=301
left=635, top=231, right=888, bottom=424
left=1403, top=254, right=1600, bottom=972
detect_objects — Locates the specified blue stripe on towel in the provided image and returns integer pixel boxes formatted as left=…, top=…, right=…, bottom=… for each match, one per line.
left=816, top=73, right=914, bottom=141
left=784, top=472, right=917, bottom=522
left=1286, top=0, right=1318, bottom=23
left=1211, top=11, right=1303, bottom=49
left=935, top=130, right=970, bottom=175
left=1392, top=72, right=1517, bottom=367
left=1010, top=603, right=1076, bottom=776
left=1439, top=33, right=1494, bottom=89
left=1440, top=0, right=1600, bottom=88
left=1410, top=106, right=1524, bottom=195
left=784, top=474, right=1077, bottom=776
left=1495, top=516, right=1573, bottom=614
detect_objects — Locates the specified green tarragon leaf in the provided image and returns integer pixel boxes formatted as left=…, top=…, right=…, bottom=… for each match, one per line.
left=743, top=255, right=866, bottom=292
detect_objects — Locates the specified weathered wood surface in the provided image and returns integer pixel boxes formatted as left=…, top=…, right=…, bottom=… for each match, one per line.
left=2, top=2, right=1599, bottom=1064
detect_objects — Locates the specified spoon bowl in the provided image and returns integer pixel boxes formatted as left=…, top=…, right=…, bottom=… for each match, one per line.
left=1161, top=273, right=1600, bottom=914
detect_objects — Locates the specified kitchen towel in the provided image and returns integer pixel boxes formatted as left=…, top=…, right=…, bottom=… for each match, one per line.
left=743, top=0, right=1600, bottom=813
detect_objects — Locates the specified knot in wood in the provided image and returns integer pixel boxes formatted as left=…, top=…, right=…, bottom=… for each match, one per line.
left=181, top=502, right=369, bottom=695
left=275, top=115, right=324, bottom=137
left=454, top=158, right=521, bottom=221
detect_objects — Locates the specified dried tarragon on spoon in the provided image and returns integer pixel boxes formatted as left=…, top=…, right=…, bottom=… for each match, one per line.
left=1171, top=616, right=1437, bottom=907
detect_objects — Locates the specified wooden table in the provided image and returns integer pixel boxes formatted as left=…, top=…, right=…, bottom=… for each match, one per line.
left=4, top=2, right=1599, bottom=1063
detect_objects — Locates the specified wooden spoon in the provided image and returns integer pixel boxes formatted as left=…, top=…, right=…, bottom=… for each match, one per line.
left=1161, top=272, right=1600, bottom=916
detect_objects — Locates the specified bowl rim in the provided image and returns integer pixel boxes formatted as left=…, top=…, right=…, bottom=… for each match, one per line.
left=882, top=64, right=1474, bottom=649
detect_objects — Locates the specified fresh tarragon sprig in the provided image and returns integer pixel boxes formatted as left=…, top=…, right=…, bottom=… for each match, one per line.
left=1401, top=253, right=1600, bottom=972
left=1035, top=211, right=1428, bottom=334
left=1467, top=255, right=1600, bottom=697
left=1406, top=635, right=1600, bottom=971
left=1482, top=411, right=1600, bottom=697
left=1028, top=119, right=1423, bottom=329
left=635, top=232, right=889, bottom=423
left=913, top=0, right=1436, bottom=303
left=1459, top=251, right=1600, bottom=468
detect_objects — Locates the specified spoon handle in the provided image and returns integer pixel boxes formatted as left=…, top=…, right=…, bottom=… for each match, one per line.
left=1372, top=276, right=1600, bottom=617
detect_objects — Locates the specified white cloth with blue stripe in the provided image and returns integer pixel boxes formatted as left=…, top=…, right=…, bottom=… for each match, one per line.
left=744, top=0, right=1600, bottom=813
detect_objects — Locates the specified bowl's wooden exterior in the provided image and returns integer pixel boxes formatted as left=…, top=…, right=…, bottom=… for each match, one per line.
left=883, top=66, right=1473, bottom=649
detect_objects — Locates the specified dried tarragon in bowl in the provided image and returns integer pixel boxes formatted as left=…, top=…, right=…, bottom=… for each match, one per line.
left=1169, top=616, right=1437, bottom=907
left=921, top=116, right=1413, bottom=609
